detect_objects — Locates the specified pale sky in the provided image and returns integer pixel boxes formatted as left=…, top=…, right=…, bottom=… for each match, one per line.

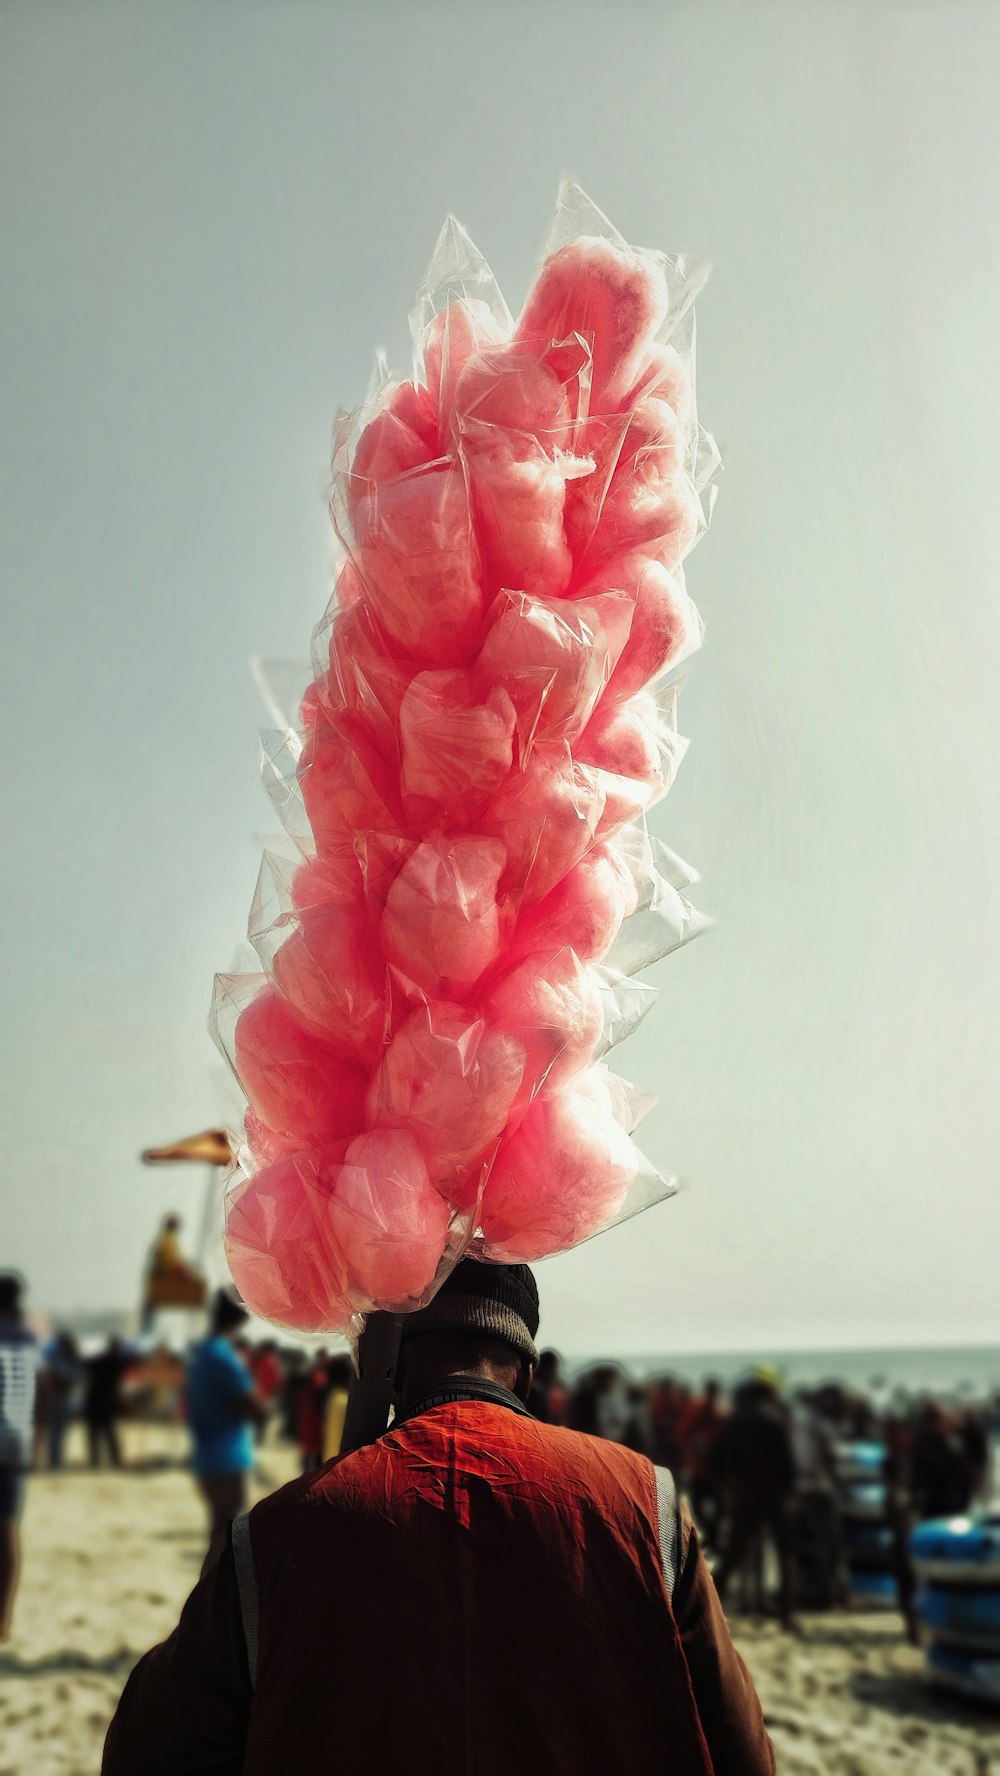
left=2, top=1, right=999, bottom=1357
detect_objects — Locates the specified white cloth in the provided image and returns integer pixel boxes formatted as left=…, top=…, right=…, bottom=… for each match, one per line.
left=0, top=1321, right=40, bottom=1468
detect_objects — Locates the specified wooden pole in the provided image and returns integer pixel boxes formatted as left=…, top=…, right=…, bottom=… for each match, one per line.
left=340, top=1311, right=403, bottom=1455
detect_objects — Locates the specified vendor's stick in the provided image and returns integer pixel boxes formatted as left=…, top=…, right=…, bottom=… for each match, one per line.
left=341, top=1311, right=403, bottom=1454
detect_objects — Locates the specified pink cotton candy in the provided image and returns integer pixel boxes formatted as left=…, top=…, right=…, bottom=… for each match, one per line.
left=515, top=237, right=669, bottom=411
left=479, top=1067, right=639, bottom=1262
left=423, top=299, right=509, bottom=428
left=352, top=830, right=419, bottom=912
left=352, top=462, right=486, bottom=666
left=324, top=603, right=413, bottom=753
left=366, top=1005, right=525, bottom=1207
left=625, top=341, right=693, bottom=418
left=299, top=709, right=403, bottom=852
left=567, top=398, right=690, bottom=563
left=380, top=834, right=507, bottom=998
left=333, top=557, right=366, bottom=610
left=328, top=1128, right=452, bottom=1304
left=577, top=691, right=665, bottom=833
left=461, top=426, right=573, bottom=600
left=601, top=552, right=700, bottom=701
left=453, top=343, right=572, bottom=440
left=486, top=947, right=604, bottom=1105
left=290, top=849, right=365, bottom=913
left=271, top=903, right=386, bottom=1067
left=477, top=588, right=633, bottom=745
left=384, top=379, right=440, bottom=452
left=482, top=744, right=606, bottom=904
left=243, top=1111, right=301, bottom=1171
left=225, top=1159, right=355, bottom=1335
left=350, top=405, right=434, bottom=502
left=510, top=841, right=637, bottom=965
left=234, top=986, right=367, bottom=1149
left=399, top=668, right=516, bottom=821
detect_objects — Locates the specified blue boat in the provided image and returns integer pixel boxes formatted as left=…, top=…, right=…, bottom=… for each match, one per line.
left=835, top=1441, right=897, bottom=1604
left=912, top=1511, right=1000, bottom=1702
left=917, top=1584, right=1000, bottom=1647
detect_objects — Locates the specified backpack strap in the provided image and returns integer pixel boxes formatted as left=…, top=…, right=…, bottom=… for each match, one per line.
left=652, top=1464, right=680, bottom=1602
left=231, top=1512, right=259, bottom=1689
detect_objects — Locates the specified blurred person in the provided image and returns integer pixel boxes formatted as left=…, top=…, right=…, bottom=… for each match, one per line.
left=567, top=1362, right=632, bottom=1441
left=41, top=1329, right=83, bottom=1468
left=789, top=1389, right=845, bottom=1609
left=958, top=1407, right=989, bottom=1503
left=322, top=1355, right=353, bottom=1462
left=713, top=1370, right=798, bottom=1630
left=679, top=1379, right=727, bottom=1549
left=910, top=1401, right=973, bottom=1519
left=884, top=1412, right=920, bottom=1645
left=623, top=1380, right=657, bottom=1457
left=250, top=1340, right=283, bottom=1444
left=649, top=1374, right=691, bottom=1472
left=295, top=1349, right=331, bottom=1472
left=0, top=1274, right=40, bottom=1640
left=104, top=1260, right=774, bottom=1774
left=142, top=1214, right=204, bottom=1330
left=84, top=1335, right=132, bottom=1469
left=151, top=1212, right=187, bottom=1276
left=527, top=1347, right=568, bottom=1424
left=186, top=1290, right=264, bottom=1574
left=278, top=1350, right=307, bottom=1444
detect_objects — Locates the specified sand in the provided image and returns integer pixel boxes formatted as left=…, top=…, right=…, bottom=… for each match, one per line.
left=2, top=1424, right=999, bottom=1775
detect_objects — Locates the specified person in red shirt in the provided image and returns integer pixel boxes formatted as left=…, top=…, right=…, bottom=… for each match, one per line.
left=103, top=1262, right=774, bottom=1775
left=249, top=1342, right=283, bottom=1445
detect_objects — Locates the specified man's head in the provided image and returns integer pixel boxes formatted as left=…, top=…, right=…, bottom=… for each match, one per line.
left=164, top=1214, right=181, bottom=1232
left=210, top=1287, right=249, bottom=1338
left=395, top=1259, right=539, bottom=1407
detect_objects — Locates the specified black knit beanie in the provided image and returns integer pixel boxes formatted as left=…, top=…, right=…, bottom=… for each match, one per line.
left=400, top=1258, right=540, bottom=1366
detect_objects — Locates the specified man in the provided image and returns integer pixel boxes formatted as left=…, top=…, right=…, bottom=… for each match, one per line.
left=104, top=1261, right=774, bottom=1774
left=143, top=1214, right=204, bottom=1330
left=789, top=1389, right=844, bottom=1609
left=712, top=1370, right=798, bottom=1630
left=0, top=1273, right=40, bottom=1640
left=679, top=1379, right=726, bottom=1551
left=84, top=1335, right=131, bottom=1469
left=249, top=1340, right=283, bottom=1445
left=910, top=1401, right=974, bottom=1519
left=527, top=1345, right=568, bottom=1424
left=41, top=1328, right=82, bottom=1468
left=186, top=1290, right=264, bottom=1574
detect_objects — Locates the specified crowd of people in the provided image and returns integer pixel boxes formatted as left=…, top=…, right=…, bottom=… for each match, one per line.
left=1, top=1267, right=995, bottom=1648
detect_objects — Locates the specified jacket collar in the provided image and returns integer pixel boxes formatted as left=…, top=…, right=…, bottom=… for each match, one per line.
left=393, top=1373, right=532, bottom=1428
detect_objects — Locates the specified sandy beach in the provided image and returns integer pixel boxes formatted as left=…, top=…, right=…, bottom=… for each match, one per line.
left=2, top=1425, right=999, bottom=1775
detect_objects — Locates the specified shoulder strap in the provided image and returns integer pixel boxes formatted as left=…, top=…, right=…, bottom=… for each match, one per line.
left=652, top=1464, right=680, bottom=1602
left=231, top=1512, right=259, bottom=1689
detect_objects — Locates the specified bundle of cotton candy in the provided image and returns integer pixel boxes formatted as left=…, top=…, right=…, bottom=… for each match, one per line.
left=212, top=183, right=718, bottom=1335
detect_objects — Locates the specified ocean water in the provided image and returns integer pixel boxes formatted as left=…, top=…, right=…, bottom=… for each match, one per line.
left=567, top=1345, right=1000, bottom=1398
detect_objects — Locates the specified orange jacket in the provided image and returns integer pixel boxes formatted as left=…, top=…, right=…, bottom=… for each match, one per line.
left=104, top=1381, right=774, bottom=1775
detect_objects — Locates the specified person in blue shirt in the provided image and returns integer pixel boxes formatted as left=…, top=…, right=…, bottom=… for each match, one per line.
left=186, top=1289, right=263, bottom=1573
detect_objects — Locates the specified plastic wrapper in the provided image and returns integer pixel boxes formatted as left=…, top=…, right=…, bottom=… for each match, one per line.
left=212, top=182, right=718, bottom=1335
left=475, top=1066, right=645, bottom=1262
